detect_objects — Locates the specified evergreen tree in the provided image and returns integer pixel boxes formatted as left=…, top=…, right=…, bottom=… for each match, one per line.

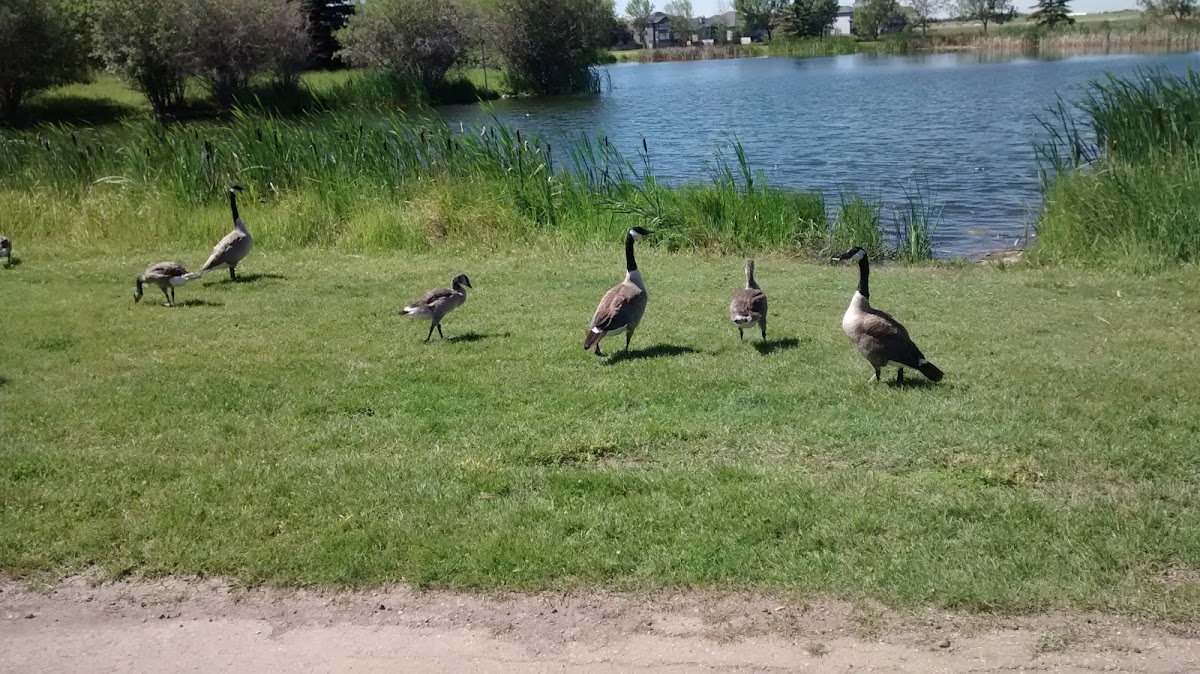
left=1030, top=0, right=1074, bottom=26
left=308, top=0, right=354, bottom=68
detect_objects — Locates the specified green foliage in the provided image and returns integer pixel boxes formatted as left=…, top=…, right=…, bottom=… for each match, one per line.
left=779, top=0, right=840, bottom=38
left=90, top=0, right=196, bottom=119
left=1139, top=0, right=1196, bottom=20
left=906, top=0, right=945, bottom=35
left=735, top=0, right=782, bottom=39
left=1030, top=0, right=1074, bottom=27
left=490, top=0, right=614, bottom=95
left=337, top=0, right=471, bottom=98
left=956, top=0, right=1015, bottom=32
left=853, top=0, right=902, bottom=39
left=1036, top=69, right=1200, bottom=268
left=306, top=0, right=355, bottom=67
left=0, top=0, right=89, bottom=120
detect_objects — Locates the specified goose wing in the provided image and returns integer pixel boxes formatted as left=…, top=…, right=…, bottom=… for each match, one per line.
left=143, top=261, right=191, bottom=281
left=856, top=308, right=928, bottom=367
left=729, top=288, right=767, bottom=321
left=201, top=229, right=250, bottom=272
left=590, top=282, right=644, bottom=333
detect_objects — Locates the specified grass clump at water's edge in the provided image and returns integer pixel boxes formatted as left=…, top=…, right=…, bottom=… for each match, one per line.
left=2, top=247, right=1200, bottom=618
left=0, top=110, right=937, bottom=259
left=1035, top=69, right=1200, bottom=270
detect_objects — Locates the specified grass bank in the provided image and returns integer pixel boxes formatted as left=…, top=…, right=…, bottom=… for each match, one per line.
left=0, top=111, right=935, bottom=258
left=1035, top=69, right=1200, bottom=269
left=3, top=248, right=1200, bottom=618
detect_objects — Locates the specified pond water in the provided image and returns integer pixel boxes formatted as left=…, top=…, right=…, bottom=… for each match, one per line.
left=440, top=51, right=1200, bottom=258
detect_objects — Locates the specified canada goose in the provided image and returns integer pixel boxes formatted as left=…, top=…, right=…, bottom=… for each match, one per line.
left=585, top=226, right=653, bottom=356
left=200, top=186, right=252, bottom=281
left=729, top=259, right=767, bottom=340
left=401, top=274, right=472, bottom=342
left=0, top=236, right=10, bottom=266
left=135, top=262, right=201, bottom=306
left=833, top=247, right=943, bottom=383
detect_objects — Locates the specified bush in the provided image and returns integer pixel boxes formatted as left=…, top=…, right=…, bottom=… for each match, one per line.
left=91, top=0, right=198, bottom=119
left=490, top=0, right=613, bottom=95
left=0, top=0, right=87, bottom=120
left=188, top=0, right=313, bottom=110
left=337, top=0, right=471, bottom=97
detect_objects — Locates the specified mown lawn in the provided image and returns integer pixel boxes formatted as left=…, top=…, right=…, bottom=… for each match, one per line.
left=2, top=246, right=1200, bottom=618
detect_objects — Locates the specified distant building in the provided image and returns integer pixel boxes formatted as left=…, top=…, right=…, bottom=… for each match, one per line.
left=832, top=6, right=854, bottom=36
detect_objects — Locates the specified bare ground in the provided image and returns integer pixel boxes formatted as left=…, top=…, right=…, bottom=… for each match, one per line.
left=2, top=576, right=1198, bottom=672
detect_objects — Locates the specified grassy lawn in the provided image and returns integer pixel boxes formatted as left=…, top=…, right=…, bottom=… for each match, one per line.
left=3, top=246, right=1200, bottom=618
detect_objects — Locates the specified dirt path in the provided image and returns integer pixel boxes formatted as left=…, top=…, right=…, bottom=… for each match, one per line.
left=2, top=577, right=1197, bottom=673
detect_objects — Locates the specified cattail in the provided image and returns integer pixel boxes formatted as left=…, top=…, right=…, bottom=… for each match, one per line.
left=642, top=138, right=648, bottom=153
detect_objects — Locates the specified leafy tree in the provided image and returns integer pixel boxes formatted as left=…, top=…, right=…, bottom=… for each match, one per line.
left=1030, top=0, right=1073, bottom=26
left=489, top=0, right=614, bottom=95
left=338, top=0, right=468, bottom=96
left=906, top=0, right=944, bottom=35
left=625, top=0, right=653, bottom=46
left=663, top=0, right=694, bottom=39
left=957, top=0, right=1015, bottom=32
left=780, top=0, right=839, bottom=37
left=735, top=0, right=782, bottom=40
left=187, top=0, right=312, bottom=110
left=0, top=0, right=88, bottom=119
left=1139, top=0, right=1195, bottom=20
left=853, top=0, right=901, bottom=39
left=91, top=0, right=196, bottom=119
left=306, top=0, right=354, bottom=67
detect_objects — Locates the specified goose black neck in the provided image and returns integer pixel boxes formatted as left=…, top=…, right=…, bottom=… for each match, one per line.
left=229, top=191, right=240, bottom=224
left=625, top=233, right=637, bottom=273
left=857, top=256, right=870, bottom=299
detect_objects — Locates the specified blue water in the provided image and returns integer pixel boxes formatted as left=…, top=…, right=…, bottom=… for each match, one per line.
left=440, top=51, right=1200, bottom=257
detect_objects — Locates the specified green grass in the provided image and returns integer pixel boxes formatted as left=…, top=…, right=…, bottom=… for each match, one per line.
left=3, top=246, right=1200, bottom=618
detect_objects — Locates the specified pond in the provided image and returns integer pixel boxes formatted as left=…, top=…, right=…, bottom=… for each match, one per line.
left=440, top=51, right=1200, bottom=258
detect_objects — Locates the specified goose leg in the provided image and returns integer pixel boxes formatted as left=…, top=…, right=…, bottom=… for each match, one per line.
left=870, top=366, right=881, bottom=383
left=229, top=266, right=237, bottom=282
left=161, top=287, right=172, bottom=306
left=738, top=328, right=744, bottom=341
left=625, top=332, right=633, bottom=351
left=171, top=287, right=177, bottom=305
left=760, top=321, right=767, bottom=341
left=437, top=324, right=445, bottom=340
left=896, top=368, right=905, bottom=384
left=424, top=323, right=435, bottom=343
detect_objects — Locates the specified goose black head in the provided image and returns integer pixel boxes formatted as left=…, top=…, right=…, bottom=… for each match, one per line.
left=453, top=274, right=472, bottom=289
left=832, top=246, right=867, bottom=264
left=628, top=226, right=653, bottom=240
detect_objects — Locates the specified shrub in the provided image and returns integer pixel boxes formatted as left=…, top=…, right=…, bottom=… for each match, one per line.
left=337, top=0, right=471, bottom=97
left=188, top=0, right=313, bottom=110
left=489, top=0, right=614, bottom=95
left=91, top=0, right=198, bottom=119
left=0, top=0, right=87, bottom=120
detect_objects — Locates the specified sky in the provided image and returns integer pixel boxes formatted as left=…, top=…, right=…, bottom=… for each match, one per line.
left=685, top=0, right=1140, bottom=16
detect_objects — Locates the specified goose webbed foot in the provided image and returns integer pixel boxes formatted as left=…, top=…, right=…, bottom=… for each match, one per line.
left=424, top=324, right=435, bottom=343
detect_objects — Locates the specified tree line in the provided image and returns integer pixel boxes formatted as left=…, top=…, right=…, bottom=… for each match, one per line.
left=0, top=0, right=617, bottom=121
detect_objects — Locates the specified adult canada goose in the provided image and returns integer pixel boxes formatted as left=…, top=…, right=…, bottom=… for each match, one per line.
left=401, top=274, right=472, bottom=342
left=585, top=226, right=653, bottom=356
left=729, top=259, right=767, bottom=340
left=0, top=236, right=10, bottom=266
left=134, top=262, right=201, bottom=306
left=833, top=246, right=943, bottom=383
left=200, top=185, right=252, bottom=281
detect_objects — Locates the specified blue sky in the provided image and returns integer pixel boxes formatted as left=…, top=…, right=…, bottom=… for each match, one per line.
left=685, top=0, right=1139, bottom=16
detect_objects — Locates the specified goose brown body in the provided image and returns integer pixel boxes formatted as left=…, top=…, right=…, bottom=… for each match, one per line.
left=585, top=227, right=652, bottom=356
left=135, top=261, right=200, bottom=306
left=200, top=187, right=252, bottom=281
left=402, top=274, right=472, bottom=342
left=729, top=259, right=767, bottom=340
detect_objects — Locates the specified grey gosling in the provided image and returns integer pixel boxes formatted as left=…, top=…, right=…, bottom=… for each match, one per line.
left=833, top=246, right=943, bottom=383
left=402, top=274, right=473, bottom=342
left=585, top=226, right=652, bottom=356
left=135, top=262, right=201, bottom=306
left=200, top=186, right=252, bottom=281
left=729, top=258, right=767, bottom=340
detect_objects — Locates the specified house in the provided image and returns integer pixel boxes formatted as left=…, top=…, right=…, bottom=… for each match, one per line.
left=832, top=6, right=853, bottom=36
left=697, top=11, right=738, bottom=44
left=638, top=12, right=685, bottom=48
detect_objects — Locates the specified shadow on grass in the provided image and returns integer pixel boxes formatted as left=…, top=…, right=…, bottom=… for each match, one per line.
left=3, top=257, right=22, bottom=268
left=885, top=375, right=942, bottom=389
left=449, top=331, right=510, bottom=343
left=211, top=273, right=288, bottom=285
left=0, top=376, right=8, bottom=388
left=5, top=96, right=141, bottom=129
left=753, top=337, right=801, bottom=356
left=604, top=343, right=701, bottom=365
left=173, top=299, right=225, bottom=308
